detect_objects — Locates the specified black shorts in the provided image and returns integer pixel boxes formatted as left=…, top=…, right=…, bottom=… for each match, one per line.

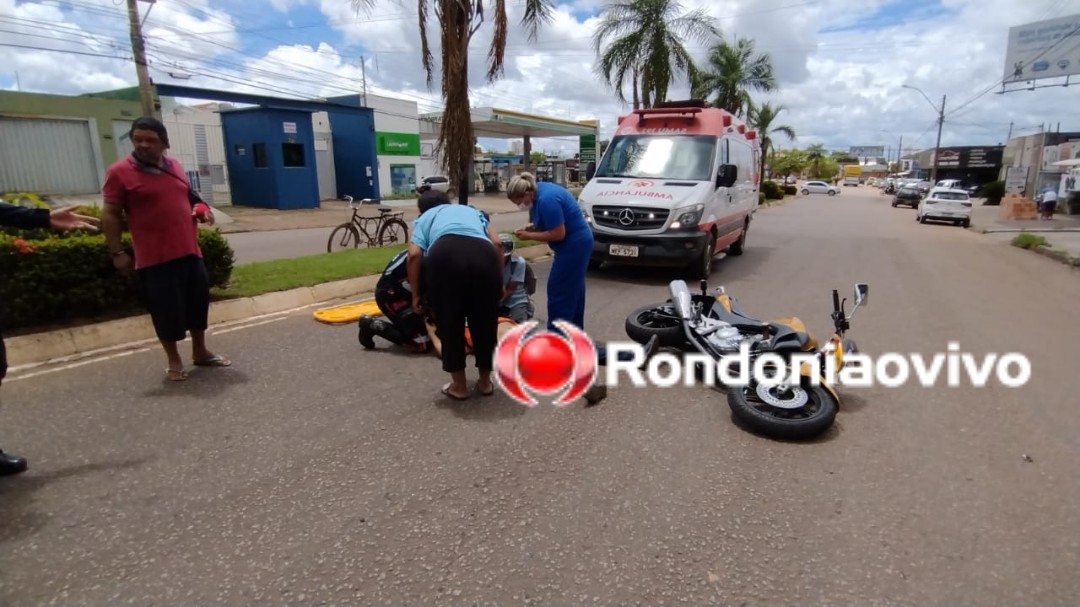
left=137, top=254, right=211, bottom=342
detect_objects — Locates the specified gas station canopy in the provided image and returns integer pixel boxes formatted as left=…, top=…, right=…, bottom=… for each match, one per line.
left=419, top=107, right=598, bottom=140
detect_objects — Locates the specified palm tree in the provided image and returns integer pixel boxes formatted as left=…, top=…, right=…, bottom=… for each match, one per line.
left=747, top=100, right=795, bottom=184
left=806, top=143, right=826, bottom=177
left=690, top=35, right=776, bottom=117
left=351, top=0, right=555, bottom=204
left=593, top=0, right=720, bottom=109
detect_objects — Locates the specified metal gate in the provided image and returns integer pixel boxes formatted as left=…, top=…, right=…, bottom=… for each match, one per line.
left=0, top=116, right=102, bottom=195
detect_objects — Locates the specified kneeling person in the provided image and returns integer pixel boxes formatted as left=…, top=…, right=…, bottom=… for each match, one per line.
left=498, top=234, right=535, bottom=324
left=359, top=249, right=430, bottom=353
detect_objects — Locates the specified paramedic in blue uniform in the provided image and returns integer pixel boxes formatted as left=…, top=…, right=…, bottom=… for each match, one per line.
left=508, top=173, right=650, bottom=365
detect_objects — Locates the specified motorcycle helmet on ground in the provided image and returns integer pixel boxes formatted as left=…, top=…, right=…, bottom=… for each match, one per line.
left=499, top=233, right=514, bottom=258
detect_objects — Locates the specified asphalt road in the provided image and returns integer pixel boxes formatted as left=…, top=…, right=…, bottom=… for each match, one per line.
left=226, top=211, right=531, bottom=264
left=2, top=188, right=1078, bottom=605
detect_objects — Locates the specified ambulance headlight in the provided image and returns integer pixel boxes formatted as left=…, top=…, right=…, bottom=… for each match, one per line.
left=669, top=204, right=704, bottom=229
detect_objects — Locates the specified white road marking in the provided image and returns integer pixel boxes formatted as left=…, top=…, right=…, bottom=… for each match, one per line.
left=4, top=296, right=375, bottom=382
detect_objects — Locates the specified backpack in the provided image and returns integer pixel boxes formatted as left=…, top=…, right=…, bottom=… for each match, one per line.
left=523, top=260, right=537, bottom=295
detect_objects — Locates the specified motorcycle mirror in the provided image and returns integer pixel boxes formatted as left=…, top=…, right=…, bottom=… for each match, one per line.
left=854, top=283, right=869, bottom=307
left=668, top=280, right=695, bottom=320
left=700, top=279, right=708, bottom=296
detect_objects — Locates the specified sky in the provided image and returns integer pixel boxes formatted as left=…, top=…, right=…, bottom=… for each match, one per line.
left=1, top=0, right=1079, bottom=161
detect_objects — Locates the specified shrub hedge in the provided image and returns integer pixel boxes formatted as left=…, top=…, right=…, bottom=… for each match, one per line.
left=760, top=180, right=784, bottom=200
left=0, top=205, right=235, bottom=331
left=758, top=192, right=766, bottom=205
left=783, top=185, right=798, bottom=196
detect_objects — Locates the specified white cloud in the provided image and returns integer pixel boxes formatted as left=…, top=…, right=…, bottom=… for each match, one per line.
left=2, top=0, right=1078, bottom=159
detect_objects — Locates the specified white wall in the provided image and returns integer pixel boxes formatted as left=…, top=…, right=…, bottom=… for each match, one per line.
left=160, top=101, right=232, bottom=204
left=365, top=93, right=441, bottom=196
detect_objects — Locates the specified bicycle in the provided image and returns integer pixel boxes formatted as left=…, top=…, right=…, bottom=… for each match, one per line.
left=326, top=195, right=410, bottom=253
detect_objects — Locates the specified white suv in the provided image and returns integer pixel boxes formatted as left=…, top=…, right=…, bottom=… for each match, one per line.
left=917, top=188, right=973, bottom=227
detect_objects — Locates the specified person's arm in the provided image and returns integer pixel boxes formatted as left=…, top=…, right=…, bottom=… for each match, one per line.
left=0, top=202, right=50, bottom=230
left=487, top=220, right=505, bottom=277
left=101, top=168, right=132, bottom=271
left=516, top=195, right=566, bottom=242
left=407, top=243, right=425, bottom=311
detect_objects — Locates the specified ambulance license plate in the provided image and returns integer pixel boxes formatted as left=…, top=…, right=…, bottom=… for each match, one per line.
left=610, top=244, right=639, bottom=257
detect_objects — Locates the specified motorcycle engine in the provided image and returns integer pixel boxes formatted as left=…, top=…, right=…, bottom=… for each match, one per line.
left=699, top=318, right=745, bottom=353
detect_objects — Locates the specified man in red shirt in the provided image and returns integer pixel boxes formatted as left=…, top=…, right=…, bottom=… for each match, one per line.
left=102, top=117, right=230, bottom=381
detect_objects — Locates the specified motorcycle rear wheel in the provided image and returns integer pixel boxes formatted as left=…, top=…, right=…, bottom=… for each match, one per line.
left=726, top=377, right=837, bottom=440
left=625, top=303, right=686, bottom=348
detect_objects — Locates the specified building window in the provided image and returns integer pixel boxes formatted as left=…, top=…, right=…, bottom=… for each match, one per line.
left=390, top=164, right=417, bottom=194
left=253, top=143, right=267, bottom=168
left=282, top=143, right=305, bottom=167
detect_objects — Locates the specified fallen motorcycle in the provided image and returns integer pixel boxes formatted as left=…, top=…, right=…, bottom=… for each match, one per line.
left=626, top=279, right=869, bottom=439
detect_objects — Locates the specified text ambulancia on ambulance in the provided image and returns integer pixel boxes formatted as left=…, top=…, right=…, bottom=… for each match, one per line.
left=578, top=99, right=761, bottom=280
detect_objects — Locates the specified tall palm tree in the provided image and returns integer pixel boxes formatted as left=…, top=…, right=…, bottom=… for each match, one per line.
left=747, top=100, right=796, bottom=184
left=593, top=0, right=720, bottom=110
left=806, top=143, right=826, bottom=177
left=351, top=0, right=555, bottom=204
left=690, top=35, right=776, bottom=117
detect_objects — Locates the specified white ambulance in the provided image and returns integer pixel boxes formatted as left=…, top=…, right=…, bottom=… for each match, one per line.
left=579, top=100, right=761, bottom=278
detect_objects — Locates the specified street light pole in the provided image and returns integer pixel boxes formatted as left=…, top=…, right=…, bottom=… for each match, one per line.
left=930, top=94, right=945, bottom=184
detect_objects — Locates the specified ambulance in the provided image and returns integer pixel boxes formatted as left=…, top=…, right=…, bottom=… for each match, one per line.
left=579, top=100, right=761, bottom=279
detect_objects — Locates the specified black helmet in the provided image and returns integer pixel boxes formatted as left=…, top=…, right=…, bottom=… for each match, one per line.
left=499, top=233, right=514, bottom=257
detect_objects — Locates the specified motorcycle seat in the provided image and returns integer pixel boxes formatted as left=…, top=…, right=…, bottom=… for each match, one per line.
left=711, top=307, right=769, bottom=331
left=766, top=322, right=811, bottom=351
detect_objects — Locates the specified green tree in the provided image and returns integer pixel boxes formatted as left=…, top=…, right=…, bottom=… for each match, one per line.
left=810, top=156, right=840, bottom=181
left=772, top=148, right=808, bottom=180
left=351, top=0, right=555, bottom=205
left=805, top=143, right=826, bottom=177
left=593, top=0, right=720, bottom=109
left=690, top=35, right=777, bottom=117
left=747, top=100, right=796, bottom=184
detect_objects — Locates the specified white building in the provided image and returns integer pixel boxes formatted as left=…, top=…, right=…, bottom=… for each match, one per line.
left=159, top=99, right=233, bottom=205
left=363, top=93, right=439, bottom=197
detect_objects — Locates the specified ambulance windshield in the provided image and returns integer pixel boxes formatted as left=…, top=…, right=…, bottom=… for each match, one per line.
left=595, top=134, right=716, bottom=181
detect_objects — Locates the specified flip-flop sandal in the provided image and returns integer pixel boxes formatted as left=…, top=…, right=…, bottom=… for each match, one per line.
left=477, top=382, right=495, bottom=396
left=194, top=355, right=232, bottom=367
left=441, top=382, right=469, bottom=401
left=165, top=368, right=189, bottom=381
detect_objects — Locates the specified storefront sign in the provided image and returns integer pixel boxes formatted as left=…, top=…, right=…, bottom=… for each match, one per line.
left=962, top=147, right=1002, bottom=168
left=376, top=132, right=421, bottom=156
left=1005, top=166, right=1028, bottom=193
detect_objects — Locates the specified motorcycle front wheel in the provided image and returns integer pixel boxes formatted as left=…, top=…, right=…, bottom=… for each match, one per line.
left=726, top=377, right=838, bottom=440
left=624, top=302, right=687, bottom=348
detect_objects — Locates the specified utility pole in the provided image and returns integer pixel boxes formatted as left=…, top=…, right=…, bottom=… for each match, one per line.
left=360, top=56, right=367, bottom=106
left=896, top=135, right=903, bottom=172
left=126, top=0, right=156, bottom=118
left=929, top=94, right=945, bottom=184
left=1006, top=121, right=1013, bottom=141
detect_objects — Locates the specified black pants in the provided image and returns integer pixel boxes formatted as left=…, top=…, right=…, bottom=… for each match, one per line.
left=137, top=255, right=211, bottom=343
left=374, top=286, right=428, bottom=347
left=426, top=235, right=502, bottom=372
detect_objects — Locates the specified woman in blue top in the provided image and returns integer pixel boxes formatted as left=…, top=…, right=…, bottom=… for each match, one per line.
left=408, top=189, right=505, bottom=401
left=509, top=173, right=654, bottom=368
left=509, top=173, right=593, bottom=332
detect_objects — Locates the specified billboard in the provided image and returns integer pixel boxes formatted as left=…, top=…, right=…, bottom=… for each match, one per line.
left=932, top=147, right=1003, bottom=169
left=1003, top=14, right=1080, bottom=84
left=849, top=146, right=884, bottom=159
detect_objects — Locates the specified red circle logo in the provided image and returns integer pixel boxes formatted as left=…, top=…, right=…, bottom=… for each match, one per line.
left=629, top=180, right=654, bottom=188
left=494, top=321, right=598, bottom=406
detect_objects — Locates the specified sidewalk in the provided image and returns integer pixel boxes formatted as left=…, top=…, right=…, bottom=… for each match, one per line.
left=216, top=193, right=520, bottom=234
left=970, top=201, right=1080, bottom=265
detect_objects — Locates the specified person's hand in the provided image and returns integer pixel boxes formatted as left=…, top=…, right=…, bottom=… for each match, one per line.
left=49, top=205, right=100, bottom=232
left=112, top=251, right=133, bottom=274
left=412, top=294, right=423, bottom=314
left=514, top=228, right=532, bottom=240
left=192, top=203, right=215, bottom=226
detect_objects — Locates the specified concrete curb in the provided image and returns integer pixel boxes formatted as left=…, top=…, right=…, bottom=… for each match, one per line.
left=1028, top=244, right=1080, bottom=268
left=6, top=244, right=553, bottom=369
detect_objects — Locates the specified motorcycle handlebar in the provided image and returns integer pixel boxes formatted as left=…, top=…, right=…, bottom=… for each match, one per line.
left=832, top=289, right=840, bottom=313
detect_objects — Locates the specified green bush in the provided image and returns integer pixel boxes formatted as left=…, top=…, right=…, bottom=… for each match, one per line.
left=783, top=185, right=798, bottom=196
left=760, top=180, right=784, bottom=200
left=977, top=180, right=1005, bottom=206
left=759, top=192, right=766, bottom=205
left=0, top=221, right=234, bottom=331
left=1011, top=232, right=1049, bottom=249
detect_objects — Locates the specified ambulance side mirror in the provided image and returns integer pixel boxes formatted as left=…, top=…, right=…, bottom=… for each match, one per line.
left=717, top=164, right=737, bottom=188
left=586, top=161, right=596, bottom=181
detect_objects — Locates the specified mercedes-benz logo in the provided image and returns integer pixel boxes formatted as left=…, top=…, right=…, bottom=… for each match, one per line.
left=617, top=208, right=635, bottom=226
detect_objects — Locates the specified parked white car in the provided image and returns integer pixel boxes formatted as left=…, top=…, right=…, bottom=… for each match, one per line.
left=411, top=175, right=454, bottom=195
left=800, top=180, right=838, bottom=196
left=917, top=188, right=973, bottom=227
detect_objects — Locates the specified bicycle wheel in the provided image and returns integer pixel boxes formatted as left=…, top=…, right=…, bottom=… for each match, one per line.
left=327, top=223, right=360, bottom=253
left=377, top=218, right=409, bottom=246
